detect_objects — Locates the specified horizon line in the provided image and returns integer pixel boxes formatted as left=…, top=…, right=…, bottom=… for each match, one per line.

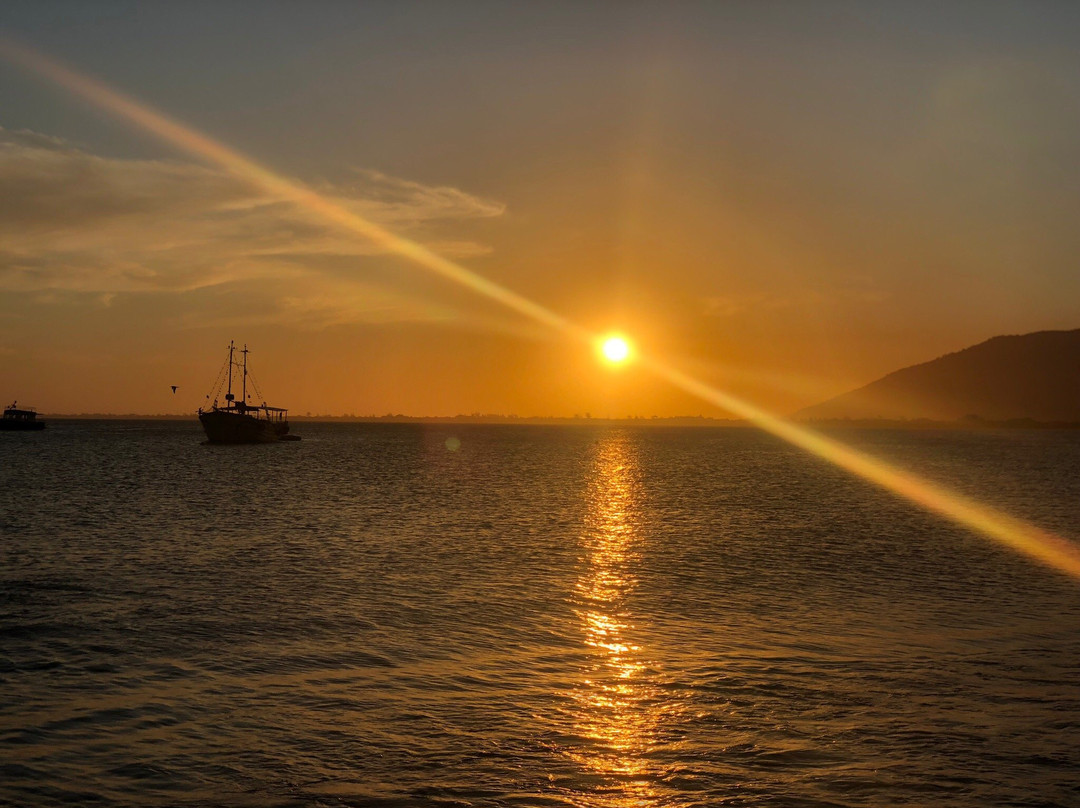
left=30, top=413, right=1080, bottom=428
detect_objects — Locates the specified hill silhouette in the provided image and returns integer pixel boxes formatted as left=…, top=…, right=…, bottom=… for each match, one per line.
left=796, top=329, right=1080, bottom=423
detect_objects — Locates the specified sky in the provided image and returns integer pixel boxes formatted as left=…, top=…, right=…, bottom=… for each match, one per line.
left=1, top=1, right=1079, bottom=417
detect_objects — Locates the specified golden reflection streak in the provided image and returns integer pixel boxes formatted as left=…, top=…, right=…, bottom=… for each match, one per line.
left=5, top=36, right=1080, bottom=582
left=569, top=435, right=664, bottom=805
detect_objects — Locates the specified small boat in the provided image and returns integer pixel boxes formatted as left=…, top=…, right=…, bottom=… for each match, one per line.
left=198, top=341, right=294, bottom=444
left=1, top=402, right=46, bottom=431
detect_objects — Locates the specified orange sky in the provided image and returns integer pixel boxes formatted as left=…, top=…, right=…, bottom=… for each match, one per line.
left=2, top=3, right=1079, bottom=416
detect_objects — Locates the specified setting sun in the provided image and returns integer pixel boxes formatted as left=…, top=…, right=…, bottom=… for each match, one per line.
left=600, top=335, right=632, bottom=364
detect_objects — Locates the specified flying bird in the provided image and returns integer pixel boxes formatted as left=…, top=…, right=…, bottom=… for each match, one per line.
left=170, top=386, right=178, bottom=394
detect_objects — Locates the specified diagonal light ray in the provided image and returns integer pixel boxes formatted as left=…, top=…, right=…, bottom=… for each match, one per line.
left=643, top=359, right=1080, bottom=580
left=4, top=35, right=1079, bottom=582
left=0, top=35, right=586, bottom=342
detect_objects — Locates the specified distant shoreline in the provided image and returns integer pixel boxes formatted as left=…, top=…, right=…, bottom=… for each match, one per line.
left=39, top=414, right=742, bottom=426
left=34, top=414, right=1080, bottom=429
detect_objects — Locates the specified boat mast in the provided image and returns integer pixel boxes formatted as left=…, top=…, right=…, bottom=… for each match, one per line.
left=226, top=340, right=235, bottom=404
left=241, top=344, right=249, bottom=405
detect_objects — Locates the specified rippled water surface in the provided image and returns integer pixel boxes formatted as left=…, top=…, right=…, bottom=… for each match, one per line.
left=2, top=421, right=1079, bottom=807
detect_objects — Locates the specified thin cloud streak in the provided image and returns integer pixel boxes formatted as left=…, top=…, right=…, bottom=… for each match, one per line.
left=0, top=126, right=500, bottom=300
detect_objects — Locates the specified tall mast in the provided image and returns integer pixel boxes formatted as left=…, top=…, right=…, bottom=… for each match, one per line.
left=226, top=340, right=234, bottom=403
left=242, top=344, right=249, bottom=404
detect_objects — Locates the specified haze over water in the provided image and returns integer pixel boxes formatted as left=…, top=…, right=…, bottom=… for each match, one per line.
left=3, top=421, right=1079, bottom=807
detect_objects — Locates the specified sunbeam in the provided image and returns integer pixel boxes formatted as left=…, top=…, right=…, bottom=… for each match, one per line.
left=4, top=34, right=1079, bottom=581
left=643, top=359, right=1080, bottom=580
left=0, top=35, right=588, bottom=343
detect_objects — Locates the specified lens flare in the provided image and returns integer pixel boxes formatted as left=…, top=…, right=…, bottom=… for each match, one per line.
left=5, top=35, right=1079, bottom=582
left=0, top=35, right=588, bottom=344
left=642, top=359, right=1080, bottom=580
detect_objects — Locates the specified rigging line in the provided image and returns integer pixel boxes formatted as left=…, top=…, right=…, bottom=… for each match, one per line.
left=246, top=369, right=266, bottom=405
left=204, top=354, right=229, bottom=403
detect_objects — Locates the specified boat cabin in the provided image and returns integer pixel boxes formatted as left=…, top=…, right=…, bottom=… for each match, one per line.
left=3, top=403, right=39, bottom=423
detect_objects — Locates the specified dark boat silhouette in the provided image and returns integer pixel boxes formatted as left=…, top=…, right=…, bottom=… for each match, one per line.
left=198, top=341, right=293, bottom=444
left=1, top=402, right=45, bottom=431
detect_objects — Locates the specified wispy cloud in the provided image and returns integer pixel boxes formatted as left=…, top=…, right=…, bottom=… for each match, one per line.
left=0, top=127, right=505, bottom=317
left=332, top=168, right=505, bottom=224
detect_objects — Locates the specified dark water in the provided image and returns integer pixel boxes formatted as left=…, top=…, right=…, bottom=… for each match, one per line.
left=2, top=421, right=1079, bottom=807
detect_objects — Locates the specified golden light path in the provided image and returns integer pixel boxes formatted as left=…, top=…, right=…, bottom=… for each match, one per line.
left=569, top=435, right=665, bottom=806
left=5, top=36, right=1080, bottom=582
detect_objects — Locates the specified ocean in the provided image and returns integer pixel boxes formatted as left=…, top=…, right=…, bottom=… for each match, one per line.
left=2, top=421, right=1079, bottom=807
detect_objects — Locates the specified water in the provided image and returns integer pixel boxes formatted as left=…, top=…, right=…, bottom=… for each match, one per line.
left=2, top=421, right=1079, bottom=807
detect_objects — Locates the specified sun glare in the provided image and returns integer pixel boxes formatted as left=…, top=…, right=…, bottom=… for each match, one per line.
left=601, top=336, right=632, bottom=364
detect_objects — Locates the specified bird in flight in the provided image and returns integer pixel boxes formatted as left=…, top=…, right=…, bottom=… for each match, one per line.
left=170, top=386, right=179, bottom=394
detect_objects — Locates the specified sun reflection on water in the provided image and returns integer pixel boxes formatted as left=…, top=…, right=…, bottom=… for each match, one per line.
left=568, top=433, right=668, bottom=805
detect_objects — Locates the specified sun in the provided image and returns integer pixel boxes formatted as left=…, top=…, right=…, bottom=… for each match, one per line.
left=600, top=335, right=632, bottom=364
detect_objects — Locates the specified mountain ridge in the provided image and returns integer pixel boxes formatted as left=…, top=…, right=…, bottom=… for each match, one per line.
left=796, top=329, right=1080, bottom=423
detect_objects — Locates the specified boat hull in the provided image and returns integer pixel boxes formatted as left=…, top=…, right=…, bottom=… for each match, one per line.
left=199, top=410, right=289, bottom=444
left=0, top=420, right=45, bottom=431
